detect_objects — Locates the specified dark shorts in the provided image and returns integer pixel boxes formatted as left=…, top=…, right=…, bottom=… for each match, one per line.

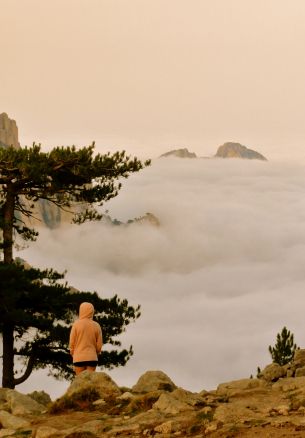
left=73, top=361, right=98, bottom=367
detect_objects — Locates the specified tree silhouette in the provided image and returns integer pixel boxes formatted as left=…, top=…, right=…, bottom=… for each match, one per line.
left=0, top=262, right=140, bottom=389
left=269, top=326, right=298, bottom=366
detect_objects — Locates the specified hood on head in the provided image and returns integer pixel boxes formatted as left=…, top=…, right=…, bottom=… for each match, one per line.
left=79, top=302, right=94, bottom=319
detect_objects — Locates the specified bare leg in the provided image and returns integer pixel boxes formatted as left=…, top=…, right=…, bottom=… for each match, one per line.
left=74, top=366, right=86, bottom=375
left=85, top=366, right=96, bottom=372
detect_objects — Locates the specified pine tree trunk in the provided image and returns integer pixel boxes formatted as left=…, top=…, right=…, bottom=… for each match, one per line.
left=3, top=184, right=15, bottom=264
left=2, top=325, right=15, bottom=388
left=2, top=185, right=16, bottom=388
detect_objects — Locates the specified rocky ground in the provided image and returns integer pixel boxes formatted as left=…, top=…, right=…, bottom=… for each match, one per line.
left=3, top=351, right=305, bottom=437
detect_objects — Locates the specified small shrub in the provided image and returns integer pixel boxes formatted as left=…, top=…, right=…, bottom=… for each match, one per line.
left=48, top=387, right=100, bottom=414
left=119, top=386, right=132, bottom=393
left=188, top=424, right=202, bottom=434
left=11, top=431, right=32, bottom=438
left=196, top=410, right=214, bottom=422
left=125, top=392, right=161, bottom=414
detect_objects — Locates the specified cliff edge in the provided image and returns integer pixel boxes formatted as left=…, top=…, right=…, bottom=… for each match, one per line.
left=0, top=112, right=20, bottom=149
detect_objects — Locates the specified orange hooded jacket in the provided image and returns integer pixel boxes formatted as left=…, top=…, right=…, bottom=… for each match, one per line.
left=69, top=302, right=103, bottom=363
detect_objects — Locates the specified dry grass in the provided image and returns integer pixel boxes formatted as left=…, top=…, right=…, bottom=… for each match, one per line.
left=48, top=388, right=101, bottom=414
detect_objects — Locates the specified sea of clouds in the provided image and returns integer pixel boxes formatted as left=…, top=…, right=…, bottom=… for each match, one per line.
left=16, top=157, right=305, bottom=398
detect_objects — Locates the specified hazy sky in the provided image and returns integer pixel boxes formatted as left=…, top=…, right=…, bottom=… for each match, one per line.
left=2, top=0, right=305, bottom=399
left=15, top=158, right=305, bottom=398
left=2, top=0, right=305, bottom=160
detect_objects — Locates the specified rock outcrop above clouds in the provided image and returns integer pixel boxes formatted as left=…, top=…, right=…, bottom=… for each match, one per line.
left=0, top=113, right=20, bottom=149
left=215, top=142, right=267, bottom=160
left=5, top=351, right=305, bottom=437
left=160, top=148, right=197, bottom=158
left=0, top=112, right=70, bottom=229
left=160, top=143, right=267, bottom=161
left=104, top=212, right=160, bottom=227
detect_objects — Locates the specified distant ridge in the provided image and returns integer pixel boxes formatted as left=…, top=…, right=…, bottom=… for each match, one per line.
left=160, top=143, right=267, bottom=160
left=215, top=142, right=267, bottom=161
left=160, top=148, right=197, bottom=158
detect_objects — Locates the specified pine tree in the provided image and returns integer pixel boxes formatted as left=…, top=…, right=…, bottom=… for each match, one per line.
left=0, top=143, right=150, bottom=263
left=268, top=327, right=298, bottom=366
left=0, top=143, right=149, bottom=388
left=0, top=262, right=140, bottom=389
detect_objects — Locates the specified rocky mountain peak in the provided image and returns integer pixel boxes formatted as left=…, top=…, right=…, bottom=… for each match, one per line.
left=215, top=142, right=267, bottom=160
left=160, top=148, right=197, bottom=158
left=0, top=112, right=20, bottom=149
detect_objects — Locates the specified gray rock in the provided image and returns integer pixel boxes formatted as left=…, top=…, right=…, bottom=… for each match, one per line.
left=261, top=363, right=286, bottom=382
left=65, top=370, right=121, bottom=400
left=123, top=409, right=165, bottom=427
left=132, top=370, right=176, bottom=393
left=154, top=420, right=174, bottom=434
left=152, top=387, right=205, bottom=415
left=117, top=391, right=134, bottom=400
left=34, top=426, right=60, bottom=438
left=92, top=398, right=106, bottom=406
left=215, top=142, right=267, bottom=160
left=170, top=388, right=205, bottom=407
left=295, top=367, right=305, bottom=378
left=217, top=378, right=267, bottom=396
left=293, top=349, right=305, bottom=368
left=153, top=392, right=195, bottom=415
left=6, top=389, right=46, bottom=416
left=214, top=403, right=261, bottom=424
left=71, top=419, right=105, bottom=435
left=0, top=430, right=16, bottom=438
left=272, top=377, right=305, bottom=392
left=0, top=410, right=30, bottom=429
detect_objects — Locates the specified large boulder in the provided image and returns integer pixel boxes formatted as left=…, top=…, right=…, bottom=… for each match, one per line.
left=5, top=389, right=46, bottom=416
left=170, top=388, right=205, bottom=407
left=153, top=388, right=204, bottom=415
left=65, top=371, right=121, bottom=400
left=132, top=370, right=176, bottom=393
left=260, top=363, right=286, bottom=382
left=0, top=410, right=30, bottom=429
left=153, top=392, right=193, bottom=415
left=293, top=349, right=305, bottom=368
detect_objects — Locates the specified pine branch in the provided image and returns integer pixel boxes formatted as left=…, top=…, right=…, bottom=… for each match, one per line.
left=13, top=354, right=35, bottom=386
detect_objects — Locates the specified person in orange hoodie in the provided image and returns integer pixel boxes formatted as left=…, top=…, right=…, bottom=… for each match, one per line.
left=69, top=302, right=103, bottom=375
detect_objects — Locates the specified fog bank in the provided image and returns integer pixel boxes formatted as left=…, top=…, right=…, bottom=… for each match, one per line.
left=17, top=158, right=305, bottom=398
